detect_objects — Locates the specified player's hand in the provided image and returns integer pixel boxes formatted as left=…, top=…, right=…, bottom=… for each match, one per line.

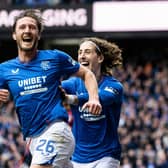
left=0, top=89, right=9, bottom=102
left=82, top=100, right=102, bottom=115
left=58, top=86, right=78, bottom=105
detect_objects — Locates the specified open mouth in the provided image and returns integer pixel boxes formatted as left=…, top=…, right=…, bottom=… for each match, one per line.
left=22, top=34, right=33, bottom=43
left=22, top=37, right=32, bottom=42
left=80, top=62, right=89, bottom=66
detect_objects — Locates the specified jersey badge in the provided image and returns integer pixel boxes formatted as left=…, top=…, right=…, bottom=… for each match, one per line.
left=40, top=61, right=51, bottom=70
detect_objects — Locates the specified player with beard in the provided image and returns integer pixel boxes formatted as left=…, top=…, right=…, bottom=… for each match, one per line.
left=0, top=10, right=101, bottom=168
left=61, top=37, right=123, bottom=168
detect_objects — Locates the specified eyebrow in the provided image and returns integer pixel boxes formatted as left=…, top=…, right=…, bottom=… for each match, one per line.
left=78, top=48, right=93, bottom=53
left=86, top=41, right=101, bottom=53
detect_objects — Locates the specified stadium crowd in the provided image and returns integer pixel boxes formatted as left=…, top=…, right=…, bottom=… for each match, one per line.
left=1, top=0, right=96, bottom=6
left=0, top=57, right=167, bottom=167
left=0, top=0, right=164, bottom=7
left=116, top=61, right=168, bottom=168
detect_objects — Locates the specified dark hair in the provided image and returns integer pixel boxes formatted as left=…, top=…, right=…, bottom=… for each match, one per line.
left=12, top=9, right=44, bottom=33
left=80, top=37, right=123, bottom=76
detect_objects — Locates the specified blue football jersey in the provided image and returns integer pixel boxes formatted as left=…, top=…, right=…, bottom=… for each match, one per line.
left=0, top=49, right=80, bottom=139
left=62, top=75, right=123, bottom=162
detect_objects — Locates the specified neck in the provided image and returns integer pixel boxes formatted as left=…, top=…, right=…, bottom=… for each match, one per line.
left=18, top=49, right=37, bottom=63
left=96, top=73, right=102, bottom=82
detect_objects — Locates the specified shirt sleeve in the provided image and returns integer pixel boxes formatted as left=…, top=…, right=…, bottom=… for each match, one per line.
left=98, top=83, right=123, bottom=105
left=61, top=77, right=77, bottom=94
left=77, top=82, right=123, bottom=106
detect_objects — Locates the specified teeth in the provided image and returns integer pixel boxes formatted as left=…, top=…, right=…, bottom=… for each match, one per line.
left=23, top=35, right=32, bottom=41
left=81, top=62, right=89, bottom=66
left=23, top=37, right=31, bottom=39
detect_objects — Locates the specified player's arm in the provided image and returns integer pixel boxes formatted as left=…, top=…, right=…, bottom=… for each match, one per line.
left=78, top=84, right=123, bottom=106
left=73, top=65, right=102, bottom=115
left=60, top=84, right=123, bottom=106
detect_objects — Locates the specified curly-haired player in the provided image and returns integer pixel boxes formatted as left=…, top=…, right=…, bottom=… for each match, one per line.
left=61, top=37, right=124, bottom=168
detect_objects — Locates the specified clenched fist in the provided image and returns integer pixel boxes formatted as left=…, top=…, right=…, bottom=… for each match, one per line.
left=0, top=89, right=9, bottom=103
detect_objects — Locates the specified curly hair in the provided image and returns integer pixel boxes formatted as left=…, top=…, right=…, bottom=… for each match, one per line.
left=79, top=37, right=123, bottom=76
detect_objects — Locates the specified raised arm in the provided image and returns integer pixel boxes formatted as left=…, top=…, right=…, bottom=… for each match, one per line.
left=61, top=80, right=123, bottom=106
left=73, top=64, right=102, bottom=115
left=77, top=84, right=123, bottom=106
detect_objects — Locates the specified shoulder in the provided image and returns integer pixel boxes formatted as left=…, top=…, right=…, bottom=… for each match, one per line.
left=38, top=49, right=70, bottom=58
left=0, top=58, right=17, bottom=67
left=103, top=76, right=123, bottom=91
left=104, top=76, right=122, bottom=84
left=38, top=49, right=67, bottom=56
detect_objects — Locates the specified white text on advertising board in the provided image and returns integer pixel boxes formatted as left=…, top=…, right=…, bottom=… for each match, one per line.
left=0, top=8, right=88, bottom=28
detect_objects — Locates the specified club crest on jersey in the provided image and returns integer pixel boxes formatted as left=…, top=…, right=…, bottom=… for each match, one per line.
left=40, top=61, right=50, bottom=70
left=11, top=68, right=19, bottom=74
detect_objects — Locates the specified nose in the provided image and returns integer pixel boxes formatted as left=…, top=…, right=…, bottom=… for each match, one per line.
left=78, top=51, right=86, bottom=59
left=24, top=25, right=31, bottom=33
left=78, top=53, right=85, bottom=62
left=78, top=54, right=86, bottom=63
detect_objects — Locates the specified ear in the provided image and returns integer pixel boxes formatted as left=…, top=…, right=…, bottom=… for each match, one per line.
left=12, top=33, right=16, bottom=41
left=98, top=54, right=104, bottom=64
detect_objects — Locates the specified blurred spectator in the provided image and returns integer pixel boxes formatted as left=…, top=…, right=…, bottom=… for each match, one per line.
left=25, top=0, right=47, bottom=6
left=118, top=61, right=168, bottom=168
left=0, top=0, right=12, bottom=7
left=0, top=101, right=30, bottom=167
left=47, top=0, right=61, bottom=5
left=11, top=0, right=24, bottom=5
